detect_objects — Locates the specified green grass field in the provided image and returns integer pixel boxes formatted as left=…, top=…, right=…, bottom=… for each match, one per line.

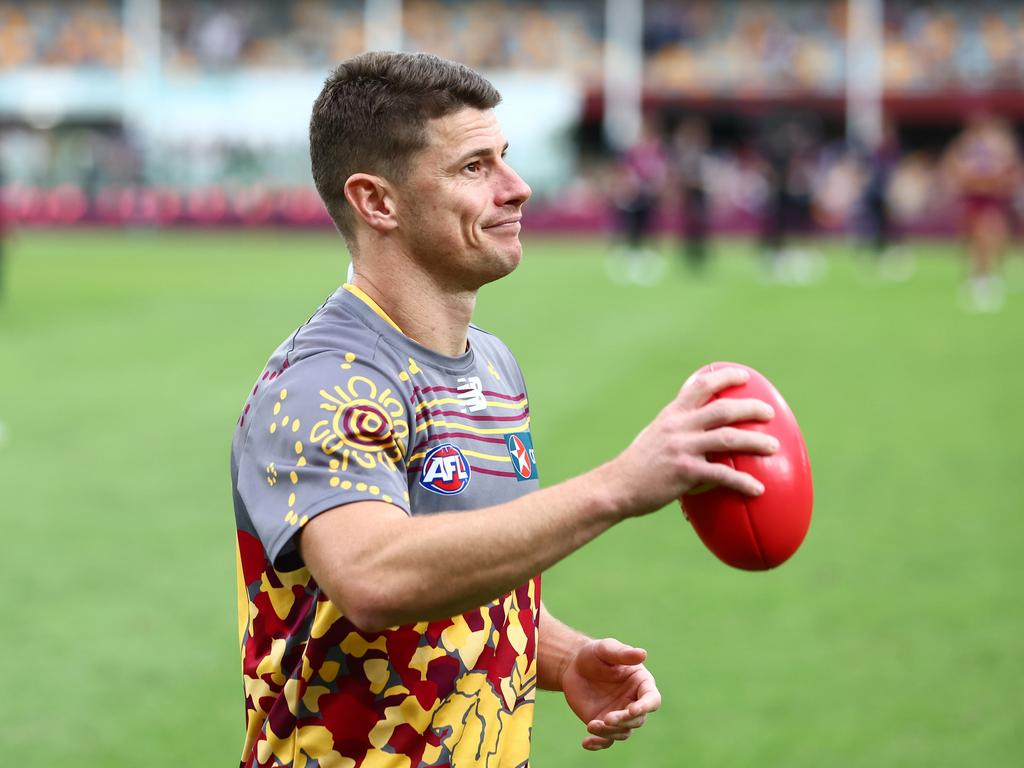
left=1, top=230, right=1022, bottom=766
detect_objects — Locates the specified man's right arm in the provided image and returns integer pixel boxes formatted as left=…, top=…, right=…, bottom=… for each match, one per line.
left=300, top=366, right=777, bottom=632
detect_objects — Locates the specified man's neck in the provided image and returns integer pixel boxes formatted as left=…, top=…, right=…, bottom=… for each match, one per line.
left=351, top=269, right=476, bottom=358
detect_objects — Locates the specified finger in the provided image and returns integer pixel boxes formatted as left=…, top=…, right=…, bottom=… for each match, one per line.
left=606, top=712, right=647, bottom=730
left=691, top=397, right=775, bottom=430
left=686, top=460, right=765, bottom=497
left=587, top=721, right=634, bottom=741
left=628, top=680, right=662, bottom=716
left=678, top=367, right=750, bottom=408
left=594, top=638, right=647, bottom=666
left=602, top=709, right=631, bottom=726
left=603, top=703, right=645, bottom=725
left=606, top=685, right=659, bottom=726
left=692, top=427, right=779, bottom=456
left=582, top=736, right=612, bottom=750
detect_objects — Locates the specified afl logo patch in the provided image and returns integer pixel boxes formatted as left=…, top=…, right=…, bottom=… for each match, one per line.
left=506, top=432, right=538, bottom=481
left=419, top=443, right=471, bottom=495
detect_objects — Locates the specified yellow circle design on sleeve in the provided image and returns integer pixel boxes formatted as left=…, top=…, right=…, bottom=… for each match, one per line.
left=310, top=374, right=409, bottom=472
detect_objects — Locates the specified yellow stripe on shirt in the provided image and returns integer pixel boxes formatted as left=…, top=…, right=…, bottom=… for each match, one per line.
left=409, top=447, right=513, bottom=464
left=414, top=418, right=530, bottom=435
left=415, top=397, right=529, bottom=412
left=343, top=283, right=403, bottom=333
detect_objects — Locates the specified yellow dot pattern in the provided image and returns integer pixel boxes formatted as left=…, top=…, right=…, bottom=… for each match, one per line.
left=341, top=351, right=357, bottom=370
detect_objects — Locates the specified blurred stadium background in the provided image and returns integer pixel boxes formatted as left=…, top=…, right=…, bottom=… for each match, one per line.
left=1, top=1, right=1022, bottom=766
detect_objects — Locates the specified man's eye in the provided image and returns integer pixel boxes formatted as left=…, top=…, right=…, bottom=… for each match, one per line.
left=464, top=162, right=481, bottom=173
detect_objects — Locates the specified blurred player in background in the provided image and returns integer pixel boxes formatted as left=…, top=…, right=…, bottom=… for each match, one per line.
left=944, top=112, right=1023, bottom=312
left=230, top=52, right=778, bottom=767
left=608, top=116, right=668, bottom=284
left=757, top=113, right=824, bottom=284
left=0, top=158, right=6, bottom=300
left=858, top=119, right=914, bottom=281
left=670, top=116, right=712, bottom=273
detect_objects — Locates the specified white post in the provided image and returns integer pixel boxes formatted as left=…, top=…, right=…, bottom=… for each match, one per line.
left=603, top=0, right=644, bottom=152
left=122, top=0, right=162, bottom=179
left=365, top=0, right=403, bottom=53
left=846, top=0, right=884, bottom=149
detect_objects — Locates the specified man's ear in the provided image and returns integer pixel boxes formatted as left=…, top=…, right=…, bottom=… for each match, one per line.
left=343, top=173, right=398, bottom=232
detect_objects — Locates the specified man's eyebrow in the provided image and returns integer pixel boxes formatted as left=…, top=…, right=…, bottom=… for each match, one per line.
left=454, top=142, right=510, bottom=166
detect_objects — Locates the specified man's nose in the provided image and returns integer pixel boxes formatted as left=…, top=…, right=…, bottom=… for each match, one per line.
left=496, top=161, right=532, bottom=207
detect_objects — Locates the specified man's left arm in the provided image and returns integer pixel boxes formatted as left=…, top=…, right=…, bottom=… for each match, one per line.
left=537, top=601, right=661, bottom=751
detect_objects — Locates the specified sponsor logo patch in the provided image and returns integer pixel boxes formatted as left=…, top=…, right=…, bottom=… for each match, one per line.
left=419, top=443, right=472, bottom=495
left=506, top=432, right=538, bottom=481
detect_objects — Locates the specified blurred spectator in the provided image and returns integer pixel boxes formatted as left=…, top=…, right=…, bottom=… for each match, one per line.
left=645, top=1, right=846, bottom=95
left=157, top=0, right=602, bottom=78
left=2, top=0, right=1024, bottom=96
left=943, top=112, right=1023, bottom=312
left=644, top=0, right=1024, bottom=96
left=0, top=0, right=124, bottom=70
left=2, top=0, right=1023, bottom=242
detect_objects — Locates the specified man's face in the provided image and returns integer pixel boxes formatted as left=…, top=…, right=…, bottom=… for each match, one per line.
left=392, top=108, right=532, bottom=289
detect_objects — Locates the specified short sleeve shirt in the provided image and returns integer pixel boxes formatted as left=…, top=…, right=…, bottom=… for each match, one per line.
left=231, top=286, right=542, bottom=768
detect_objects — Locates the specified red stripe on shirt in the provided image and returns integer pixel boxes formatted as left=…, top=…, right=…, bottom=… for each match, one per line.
left=406, top=464, right=519, bottom=479
left=415, top=408, right=529, bottom=424
left=411, top=433, right=508, bottom=454
left=412, top=385, right=526, bottom=401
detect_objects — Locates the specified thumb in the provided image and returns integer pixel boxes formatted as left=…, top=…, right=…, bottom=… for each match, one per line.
left=595, top=638, right=647, bottom=666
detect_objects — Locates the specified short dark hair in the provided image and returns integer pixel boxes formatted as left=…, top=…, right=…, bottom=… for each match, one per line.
left=309, top=51, right=502, bottom=242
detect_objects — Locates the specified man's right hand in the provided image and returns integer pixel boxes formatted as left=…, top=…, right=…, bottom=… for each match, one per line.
left=599, top=366, right=779, bottom=518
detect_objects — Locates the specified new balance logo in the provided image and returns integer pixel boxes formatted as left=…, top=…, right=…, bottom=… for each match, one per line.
left=457, top=376, right=487, bottom=412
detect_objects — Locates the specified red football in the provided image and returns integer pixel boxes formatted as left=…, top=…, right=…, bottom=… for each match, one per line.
left=681, top=362, right=813, bottom=571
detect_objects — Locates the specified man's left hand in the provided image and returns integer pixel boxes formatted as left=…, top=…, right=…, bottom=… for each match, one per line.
left=560, top=637, right=661, bottom=750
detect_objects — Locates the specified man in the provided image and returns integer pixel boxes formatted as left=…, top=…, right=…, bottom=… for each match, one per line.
left=670, top=117, right=712, bottom=273
left=944, top=112, right=1022, bottom=313
left=231, top=52, right=777, bottom=767
left=0, top=159, right=6, bottom=300
left=608, top=115, right=668, bottom=285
